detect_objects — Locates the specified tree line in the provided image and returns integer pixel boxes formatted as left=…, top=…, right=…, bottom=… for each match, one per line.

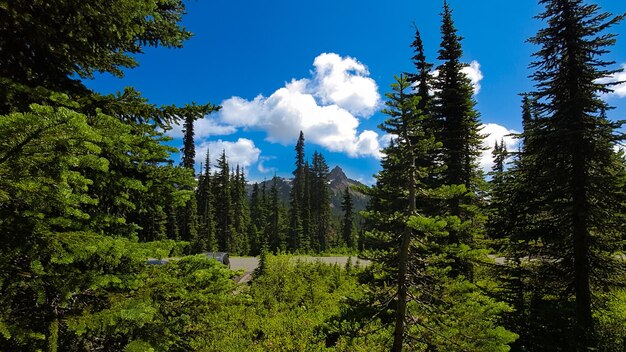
left=171, top=116, right=360, bottom=256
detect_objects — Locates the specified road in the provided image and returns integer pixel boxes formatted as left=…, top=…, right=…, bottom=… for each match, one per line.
left=229, top=256, right=371, bottom=272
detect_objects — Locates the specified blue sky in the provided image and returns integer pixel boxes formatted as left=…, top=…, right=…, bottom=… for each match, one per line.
left=83, top=0, right=626, bottom=184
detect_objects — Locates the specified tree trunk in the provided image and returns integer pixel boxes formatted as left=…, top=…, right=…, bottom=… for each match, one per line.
left=572, top=149, right=593, bottom=351
left=392, top=141, right=417, bottom=352
left=392, top=225, right=411, bottom=352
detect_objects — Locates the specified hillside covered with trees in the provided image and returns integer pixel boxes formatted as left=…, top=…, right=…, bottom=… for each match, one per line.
left=1, top=0, right=625, bottom=351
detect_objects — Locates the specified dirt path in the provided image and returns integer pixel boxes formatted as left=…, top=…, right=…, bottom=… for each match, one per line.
left=229, top=256, right=370, bottom=272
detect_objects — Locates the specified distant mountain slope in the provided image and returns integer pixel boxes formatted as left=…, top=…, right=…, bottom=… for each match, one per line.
left=327, top=166, right=369, bottom=216
left=246, top=166, right=369, bottom=215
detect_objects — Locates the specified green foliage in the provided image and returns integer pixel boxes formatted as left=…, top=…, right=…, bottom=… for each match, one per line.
left=310, top=152, right=333, bottom=251
left=59, top=254, right=236, bottom=351
left=355, top=9, right=514, bottom=348
left=340, top=187, right=357, bottom=249
left=230, top=165, right=251, bottom=255
left=0, top=0, right=191, bottom=113
left=435, top=1, right=485, bottom=194
left=235, top=255, right=364, bottom=351
left=214, top=150, right=232, bottom=251
left=596, top=289, right=626, bottom=351
left=285, top=132, right=336, bottom=253
left=288, top=131, right=307, bottom=252
left=196, top=152, right=216, bottom=252
left=0, top=104, right=200, bottom=350
left=492, top=1, right=626, bottom=349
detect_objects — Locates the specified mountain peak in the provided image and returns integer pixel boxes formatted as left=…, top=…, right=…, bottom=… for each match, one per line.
left=328, top=166, right=352, bottom=190
left=329, top=166, right=348, bottom=183
left=245, top=165, right=368, bottom=216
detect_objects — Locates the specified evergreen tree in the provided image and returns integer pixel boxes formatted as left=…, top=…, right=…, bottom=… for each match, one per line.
left=165, top=200, right=180, bottom=240
left=230, top=165, right=250, bottom=255
left=181, top=115, right=196, bottom=170
left=301, top=161, right=312, bottom=252
left=288, top=131, right=306, bottom=251
left=311, top=151, right=332, bottom=252
left=408, top=24, right=443, bottom=219
left=258, top=180, right=271, bottom=249
left=433, top=0, right=486, bottom=278
left=0, top=2, right=220, bottom=350
left=360, top=75, right=515, bottom=351
left=511, top=1, right=626, bottom=349
left=0, top=0, right=193, bottom=115
left=178, top=115, right=198, bottom=245
left=249, top=183, right=264, bottom=255
left=341, top=186, right=356, bottom=249
left=0, top=106, right=202, bottom=351
left=214, top=150, right=232, bottom=252
left=408, top=26, right=434, bottom=118
left=197, top=152, right=216, bottom=251
left=267, top=176, right=284, bottom=252
left=490, top=97, right=539, bottom=351
left=486, top=138, right=508, bottom=242
left=376, top=74, right=427, bottom=351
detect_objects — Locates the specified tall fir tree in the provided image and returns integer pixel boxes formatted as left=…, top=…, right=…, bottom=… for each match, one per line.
left=214, top=150, right=232, bottom=252
left=433, top=0, right=486, bottom=278
left=197, top=151, right=216, bottom=251
left=181, top=115, right=195, bottom=170
left=288, top=131, right=306, bottom=252
left=311, top=151, right=332, bottom=252
left=490, top=97, right=540, bottom=351
left=249, top=182, right=264, bottom=255
left=408, top=26, right=434, bottom=119
left=510, top=1, right=626, bottom=349
left=341, top=186, right=356, bottom=249
left=178, top=115, right=198, bottom=245
left=230, top=165, right=250, bottom=255
left=486, top=138, right=508, bottom=242
left=301, top=161, right=312, bottom=252
left=267, top=176, right=285, bottom=252
left=360, top=74, right=515, bottom=352
left=408, top=24, right=443, bottom=218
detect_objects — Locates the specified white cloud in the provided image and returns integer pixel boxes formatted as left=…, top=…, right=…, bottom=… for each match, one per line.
left=166, top=117, right=237, bottom=139
left=462, top=60, right=484, bottom=95
left=480, top=123, right=519, bottom=172
left=312, top=53, right=381, bottom=116
left=196, top=138, right=261, bottom=172
left=597, top=63, right=626, bottom=99
left=217, top=53, right=384, bottom=159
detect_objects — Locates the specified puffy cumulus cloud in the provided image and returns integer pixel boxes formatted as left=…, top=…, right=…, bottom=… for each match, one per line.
left=196, top=138, right=261, bottom=171
left=312, top=53, right=381, bottom=116
left=480, top=123, right=519, bottom=172
left=166, top=117, right=237, bottom=139
left=354, top=130, right=384, bottom=159
left=217, top=53, right=384, bottom=159
left=597, top=64, right=626, bottom=99
left=462, top=60, right=484, bottom=95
